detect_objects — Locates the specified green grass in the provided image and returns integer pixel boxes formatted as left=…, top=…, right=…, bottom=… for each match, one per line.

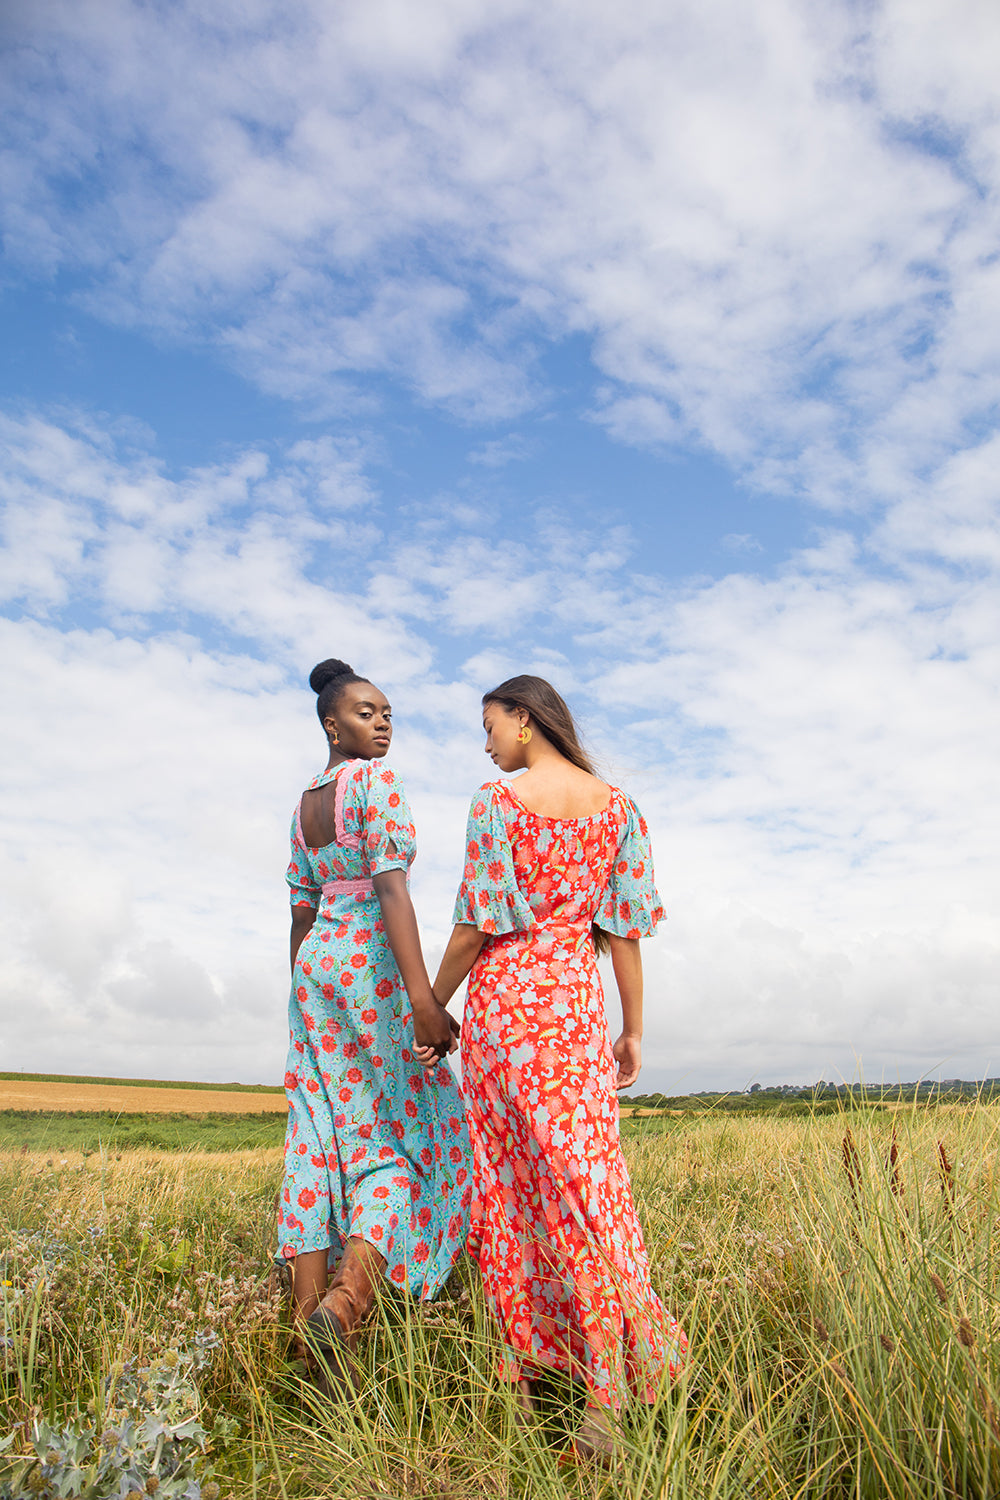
left=0, top=1110, right=286, bottom=1154
left=2, top=1104, right=1000, bottom=1497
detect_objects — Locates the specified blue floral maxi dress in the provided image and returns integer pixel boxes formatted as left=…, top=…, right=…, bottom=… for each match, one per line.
left=278, top=759, right=472, bottom=1298
left=454, top=780, right=687, bottom=1406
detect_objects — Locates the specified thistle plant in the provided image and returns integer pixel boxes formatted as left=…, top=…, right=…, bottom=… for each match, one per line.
left=0, top=1342, right=228, bottom=1500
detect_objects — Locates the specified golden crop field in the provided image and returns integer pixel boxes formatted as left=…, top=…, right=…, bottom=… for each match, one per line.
left=0, top=1078, right=288, bottom=1115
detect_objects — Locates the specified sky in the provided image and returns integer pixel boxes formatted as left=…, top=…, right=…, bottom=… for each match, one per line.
left=1, top=0, right=998, bottom=1093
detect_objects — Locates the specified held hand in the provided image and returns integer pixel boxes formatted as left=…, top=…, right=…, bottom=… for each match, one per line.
left=414, top=1012, right=460, bottom=1073
left=412, top=998, right=457, bottom=1072
left=613, top=1033, right=642, bottom=1090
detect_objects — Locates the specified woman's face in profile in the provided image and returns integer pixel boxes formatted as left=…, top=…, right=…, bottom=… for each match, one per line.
left=482, top=700, right=524, bottom=773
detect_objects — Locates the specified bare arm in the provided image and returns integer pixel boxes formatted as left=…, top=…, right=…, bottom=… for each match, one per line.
left=290, top=904, right=317, bottom=972
left=432, top=923, right=487, bottom=1005
left=373, top=869, right=456, bottom=1060
left=608, top=933, right=643, bottom=1089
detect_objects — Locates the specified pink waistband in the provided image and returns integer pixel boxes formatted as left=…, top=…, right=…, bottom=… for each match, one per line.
left=322, top=878, right=375, bottom=898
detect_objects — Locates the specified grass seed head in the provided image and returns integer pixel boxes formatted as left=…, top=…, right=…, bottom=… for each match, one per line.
left=958, top=1317, right=975, bottom=1348
left=930, top=1272, right=948, bottom=1305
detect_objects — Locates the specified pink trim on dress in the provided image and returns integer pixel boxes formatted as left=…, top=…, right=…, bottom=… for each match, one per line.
left=335, top=763, right=362, bottom=850
left=322, top=877, right=375, bottom=898
left=294, top=796, right=306, bottom=848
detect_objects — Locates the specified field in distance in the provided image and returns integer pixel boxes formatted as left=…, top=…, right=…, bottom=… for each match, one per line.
left=0, top=1071, right=288, bottom=1151
left=0, top=1071, right=287, bottom=1115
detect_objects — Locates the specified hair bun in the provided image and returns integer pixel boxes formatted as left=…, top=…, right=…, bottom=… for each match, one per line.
left=309, top=658, right=354, bottom=695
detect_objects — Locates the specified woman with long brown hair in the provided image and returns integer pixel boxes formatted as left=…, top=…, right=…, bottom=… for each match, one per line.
left=428, top=675, right=686, bottom=1454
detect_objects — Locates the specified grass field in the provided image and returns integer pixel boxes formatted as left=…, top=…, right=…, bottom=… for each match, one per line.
left=0, top=1078, right=287, bottom=1115
left=0, top=1073, right=285, bottom=1095
left=0, top=1109, right=287, bottom=1154
left=0, top=1073, right=288, bottom=1155
left=2, top=1103, right=999, bottom=1498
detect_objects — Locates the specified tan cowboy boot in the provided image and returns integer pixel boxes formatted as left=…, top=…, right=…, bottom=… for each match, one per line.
left=304, top=1237, right=386, bottom=1394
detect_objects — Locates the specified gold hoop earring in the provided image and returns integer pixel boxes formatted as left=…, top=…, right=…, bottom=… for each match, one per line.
left=517, top=725, right=532, bottom=744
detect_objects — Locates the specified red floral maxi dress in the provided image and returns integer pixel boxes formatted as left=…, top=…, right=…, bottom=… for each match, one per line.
left=278, top=759, right=472, bottom=1297
left=455, top=780, right=687, bottom=1408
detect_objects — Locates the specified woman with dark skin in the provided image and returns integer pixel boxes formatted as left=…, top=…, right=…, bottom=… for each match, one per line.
left=280, top=659, right=468, bottom=1384
left=425, top=675, right=685, bottom=1455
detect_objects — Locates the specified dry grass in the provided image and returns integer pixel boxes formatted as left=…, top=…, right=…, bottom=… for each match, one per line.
left=0, top=1079, right=288, bottom=1114
left=3, top=1103, right=1000, bottom=1497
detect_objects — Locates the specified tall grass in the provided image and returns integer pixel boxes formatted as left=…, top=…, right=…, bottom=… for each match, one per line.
left=2, top=1106, right=998, bottom=1497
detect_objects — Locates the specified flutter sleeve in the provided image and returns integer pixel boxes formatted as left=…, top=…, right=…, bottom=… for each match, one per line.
left=452, top=784, right=534, bottom=936
left=596, top=796, right=665, bottom=939
left=286, top=806, right=320, bottom=910
left=357, top=762, right=416, bottom=876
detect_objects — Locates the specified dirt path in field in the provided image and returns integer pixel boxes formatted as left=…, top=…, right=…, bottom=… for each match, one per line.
left=0, top=1079, right=288, bottom=1114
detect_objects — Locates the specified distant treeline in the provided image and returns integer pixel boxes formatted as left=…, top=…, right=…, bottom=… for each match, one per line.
left=624, top=1079, right=1000, bottom=1115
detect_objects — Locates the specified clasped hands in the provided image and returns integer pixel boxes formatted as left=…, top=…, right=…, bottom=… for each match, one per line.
left=412, top=993, right=460, bottom=1071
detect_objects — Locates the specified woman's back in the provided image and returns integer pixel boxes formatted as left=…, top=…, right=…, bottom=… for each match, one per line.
left=451, top=672, right=686, bottom=1417
left=500, top=762, right=611, bottom=821
left=498, top=782, right=623, bottom=931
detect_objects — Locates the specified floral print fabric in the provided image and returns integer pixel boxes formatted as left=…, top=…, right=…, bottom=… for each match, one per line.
left=279, top=758, right=472, bottom=1299
left=455, top=780, right=686, bottom=1406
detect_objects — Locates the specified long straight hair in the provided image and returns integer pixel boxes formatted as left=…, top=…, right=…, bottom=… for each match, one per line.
left=482, top=674, right=611, bottom=956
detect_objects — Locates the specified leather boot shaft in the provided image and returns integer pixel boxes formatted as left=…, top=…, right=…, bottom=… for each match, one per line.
left=317, top=1236, right=386, bottom=1348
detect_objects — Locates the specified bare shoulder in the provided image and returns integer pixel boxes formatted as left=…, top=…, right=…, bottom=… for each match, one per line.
left=512, top=763, right=612, bottom=819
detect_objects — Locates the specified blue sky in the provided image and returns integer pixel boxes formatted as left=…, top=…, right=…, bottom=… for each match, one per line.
left=1, top=0, right=998, bottom=1090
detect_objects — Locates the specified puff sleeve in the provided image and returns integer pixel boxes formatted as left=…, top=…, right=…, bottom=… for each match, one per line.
left=286, top=808, right=320, bottom=909
left=356, top=762, right=416, bottom=876
left=595, top=797, right=664, bottom=939
left=452, top=785, right=534, bottom=936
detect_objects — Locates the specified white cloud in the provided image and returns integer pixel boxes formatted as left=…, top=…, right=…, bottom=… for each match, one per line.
left=467, top=435, right=532, bottom=468
left=2, top=411, right=999, bottom=1087
left=4, top=0, right=1000, bottom=496
left=3, top=0, right=1000, bottom=1088
left=720, top=533, right=763, bottom=555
